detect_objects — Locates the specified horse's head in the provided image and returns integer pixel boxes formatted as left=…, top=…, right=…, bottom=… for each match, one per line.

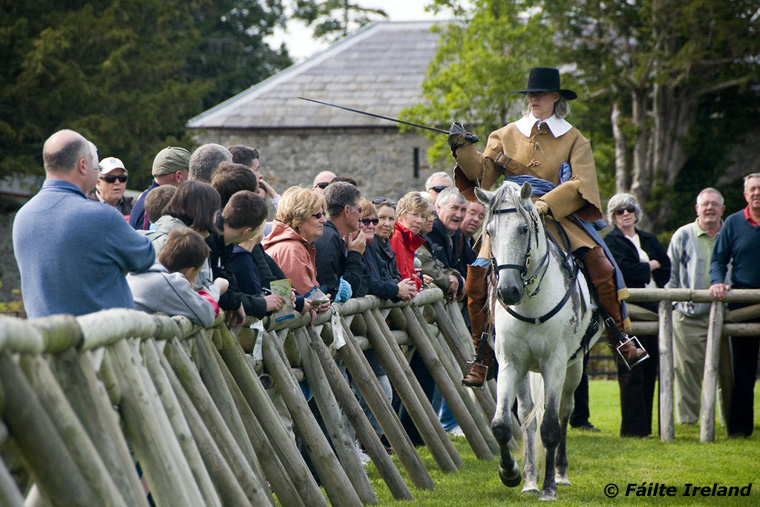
left=477, top=181, right=542, bottom=306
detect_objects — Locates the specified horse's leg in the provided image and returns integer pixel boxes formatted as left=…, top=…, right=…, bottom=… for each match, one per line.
left=538, top=365, right=568, bottom=501
left=556, top=360, right=583, bottom=487
left=517, top=374, right=539, bottom=494
left=493, top=363, right=524, bottom=488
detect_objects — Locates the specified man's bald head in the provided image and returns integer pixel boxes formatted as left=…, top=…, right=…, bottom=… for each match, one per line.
left=43, top=129, right=92, bottom=174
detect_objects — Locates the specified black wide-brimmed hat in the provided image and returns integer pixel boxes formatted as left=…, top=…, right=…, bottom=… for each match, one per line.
left=511, top=67, right=577, bottom=101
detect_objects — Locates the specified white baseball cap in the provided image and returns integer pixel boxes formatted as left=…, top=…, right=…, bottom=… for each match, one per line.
left=98, top=157, right=127, bottom=175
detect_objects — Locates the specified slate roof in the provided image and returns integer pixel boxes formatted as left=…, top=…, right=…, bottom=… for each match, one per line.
left=187, top=21, right=442, bottom=130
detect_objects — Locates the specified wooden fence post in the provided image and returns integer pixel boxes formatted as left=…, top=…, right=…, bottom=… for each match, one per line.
left=334, top=315, right=435, bottom=491
left=301, top=326, right=414, bottom=500
left=412, top=306, right=500, bottom=456
left=292, top=326, right=378, bottom=504
left=193, top=331, right=272, bottom=503
left=363, top=308, right=459, bottom=473
left=20, top=354, right=128, bottom=507
left=157, top=342, right=254, bottom=507
left=369, top=307, right=465, bottom=467
left=141, top=340, right=221, bottom=507
left=209, top=338, right=306, bottom=507
left=0, top=458, right=23, bottom=507
left=108, top=339, right=202, bottom=507
left=700, top=302, right=724, bottom=443
left=47, top=349, right=147, bottom=506
left=262, top=335, right=364, bottom=507
left=0, top=352, right=97, bottom=506
left=402, top=305, right=494, bottom=461
left=658, top=300, right=674, bottom=442
left=163, top=337, right=272, bottom=506
left=215, top=330, right=328, bottom=507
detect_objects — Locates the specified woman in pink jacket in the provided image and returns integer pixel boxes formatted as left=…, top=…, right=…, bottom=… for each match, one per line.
left=262, top=186, right=327, bottom=297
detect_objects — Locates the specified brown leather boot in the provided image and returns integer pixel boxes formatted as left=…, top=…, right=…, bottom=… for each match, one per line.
left=462, top=264, right=496, bottom=387
left=581, top=247, right=648, bottom=370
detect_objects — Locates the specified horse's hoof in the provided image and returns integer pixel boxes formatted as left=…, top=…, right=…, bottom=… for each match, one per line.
left=499, top=461, right=521, bottom=488
left=539, top=493, right=557, bottom=501
left=522, top=483, right=540, bottom=495
left=555, top=474, right=571, bottom=486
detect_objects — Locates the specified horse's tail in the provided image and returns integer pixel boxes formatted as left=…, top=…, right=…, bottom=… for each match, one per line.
left=525, top=371, right=545, bottom=449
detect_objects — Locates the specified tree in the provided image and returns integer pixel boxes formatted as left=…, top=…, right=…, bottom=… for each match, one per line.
left=292, top=0, right=388, bottom=42
left=406, top=0, right=760, bottom=230
left=0, top=1, right=291, bottom=190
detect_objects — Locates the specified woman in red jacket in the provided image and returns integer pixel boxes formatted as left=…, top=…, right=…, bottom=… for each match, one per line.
left=389, top=191, right=429, bottom=291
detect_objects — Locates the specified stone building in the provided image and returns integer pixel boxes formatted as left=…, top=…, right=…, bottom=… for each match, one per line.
left=186, top=21, right=445, bottom=200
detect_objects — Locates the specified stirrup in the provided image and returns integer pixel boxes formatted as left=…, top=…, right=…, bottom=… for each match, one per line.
left=615, top=335, right=649, bottom=370
left=462, top=361, right=493, bottom=389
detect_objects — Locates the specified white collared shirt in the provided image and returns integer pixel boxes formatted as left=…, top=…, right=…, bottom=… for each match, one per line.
left=515, top=113, right=572, bottom=138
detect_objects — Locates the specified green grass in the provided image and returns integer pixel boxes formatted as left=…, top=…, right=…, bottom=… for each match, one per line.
left=365, top=380, right=760, bottom=505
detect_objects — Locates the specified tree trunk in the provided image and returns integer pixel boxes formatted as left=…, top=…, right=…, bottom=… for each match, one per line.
left=611, top=98, right=629, bottom=192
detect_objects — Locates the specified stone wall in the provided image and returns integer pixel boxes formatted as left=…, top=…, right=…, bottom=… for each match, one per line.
left=0, top=211, right=21, bottom=302
left=191, top=127, right=442, bottom=201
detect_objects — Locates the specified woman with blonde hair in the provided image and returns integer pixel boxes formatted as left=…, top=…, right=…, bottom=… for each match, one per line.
left=389, top=191, right=429, bottom=291
left=262, top=186, right=328, bottom=297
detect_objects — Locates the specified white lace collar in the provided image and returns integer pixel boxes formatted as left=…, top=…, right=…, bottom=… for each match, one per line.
left=515, top=114, right=573, bottom=138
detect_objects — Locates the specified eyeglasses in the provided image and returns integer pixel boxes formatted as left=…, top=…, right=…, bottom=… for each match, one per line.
left=100, top=175, right=128, bottom=183
left=360, top=218, right=379, bottom=226
left=371, top=197, right=396, bottom=207
left=311, top=212, right=325, bottom=219
left=429, top=185, right=449, bottom=193
left=314, top=182, right=331, bottom=189
left=614, top=206, right=636, bottom=216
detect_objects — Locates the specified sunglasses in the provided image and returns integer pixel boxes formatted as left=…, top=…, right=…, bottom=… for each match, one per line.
left=311, top=212, right=325, bottom=219
left=100, top=175, right=128, bottom=183
left=360, top=218, right=379, bottom=226
left=429, top=185, right=449, bottom=193
left=371, top=197, right=396, bottom=207
left=314, top=181, right=331, bottom=189
left=614, top=206, right=636, bottom=216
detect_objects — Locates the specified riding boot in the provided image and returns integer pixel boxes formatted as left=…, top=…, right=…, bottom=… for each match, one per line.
left=581, top=246, right=648, bottom=370
left=462, top=264, right=496, bottom=387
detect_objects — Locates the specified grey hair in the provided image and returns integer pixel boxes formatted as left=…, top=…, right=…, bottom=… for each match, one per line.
left=521, top=94, right=571, bottom=119
left=606, top=193, right=642, bottom=225
left=435, top=186, right=467, bottom=208
left=743, top=173, right=760, bottom=190
left=425, top=171, right=452, bottom=190
left=324, top=181, right=361, bottom=218
left=43, top=132, right=92, bottom=174
left=696, top=187, right=724, bottom=206
left=189, top=144, right=232, bottom=182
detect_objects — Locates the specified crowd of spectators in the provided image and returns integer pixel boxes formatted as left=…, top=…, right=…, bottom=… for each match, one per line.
left=13, top=129, right=760, bottom=472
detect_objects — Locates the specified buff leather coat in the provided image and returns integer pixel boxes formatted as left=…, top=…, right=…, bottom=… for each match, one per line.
left=454, top=117, right=602, bottom=252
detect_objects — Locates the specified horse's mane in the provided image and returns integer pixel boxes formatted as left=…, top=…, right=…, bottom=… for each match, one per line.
left=486, top=181, right=533, bottom=225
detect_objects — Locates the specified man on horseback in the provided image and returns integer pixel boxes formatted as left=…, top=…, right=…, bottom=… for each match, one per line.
left=451, top=67, right=648, bottom=388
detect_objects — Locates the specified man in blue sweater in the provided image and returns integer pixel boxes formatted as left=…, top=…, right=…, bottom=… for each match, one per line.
left=710, top=173, right=760, bottom=437
left=13, top=129, right=155, bottom=319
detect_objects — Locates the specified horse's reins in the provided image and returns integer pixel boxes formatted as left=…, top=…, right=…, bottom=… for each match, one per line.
left=490, top=205, right=549, bottom=297
left=490, top=202, right=580, bottom=325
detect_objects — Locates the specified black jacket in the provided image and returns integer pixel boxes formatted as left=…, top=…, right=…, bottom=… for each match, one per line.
left=313, top=221, right=365, bottom=298
left=604, top=226, right=671, bottom=289
left=361, top=240, right=400, bottom=300
left=427, top=218, right=467, bottom=276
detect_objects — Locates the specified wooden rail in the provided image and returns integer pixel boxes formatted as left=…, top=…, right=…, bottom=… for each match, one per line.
left=625, top=288, right=760, bottom=443
left=0, top=288, right=498, bottom=506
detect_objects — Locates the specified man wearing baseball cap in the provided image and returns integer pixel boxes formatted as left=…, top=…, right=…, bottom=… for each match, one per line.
left=129, top=146, right=191, bottom=230
left=90, top=156, right=134, bottom=217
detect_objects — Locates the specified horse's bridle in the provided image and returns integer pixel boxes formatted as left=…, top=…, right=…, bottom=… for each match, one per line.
left=490, top=205, right=550, bottom=297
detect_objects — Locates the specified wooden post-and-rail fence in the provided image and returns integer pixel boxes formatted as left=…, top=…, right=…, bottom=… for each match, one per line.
left=625, top=288, right=760, bottom=444
left=0, top=287, right=501, bottom=506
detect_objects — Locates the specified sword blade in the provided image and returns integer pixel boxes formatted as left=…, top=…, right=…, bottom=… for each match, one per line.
left=298, top=96, right=450, bottom=135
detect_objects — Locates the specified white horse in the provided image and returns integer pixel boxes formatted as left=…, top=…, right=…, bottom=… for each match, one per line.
left=476, top=181, right=603, bottom=501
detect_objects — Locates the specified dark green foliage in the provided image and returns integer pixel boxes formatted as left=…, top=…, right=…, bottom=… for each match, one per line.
left=0, top=1, right=291, bottom=190
left=292, top=0, right=387, bottom=42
